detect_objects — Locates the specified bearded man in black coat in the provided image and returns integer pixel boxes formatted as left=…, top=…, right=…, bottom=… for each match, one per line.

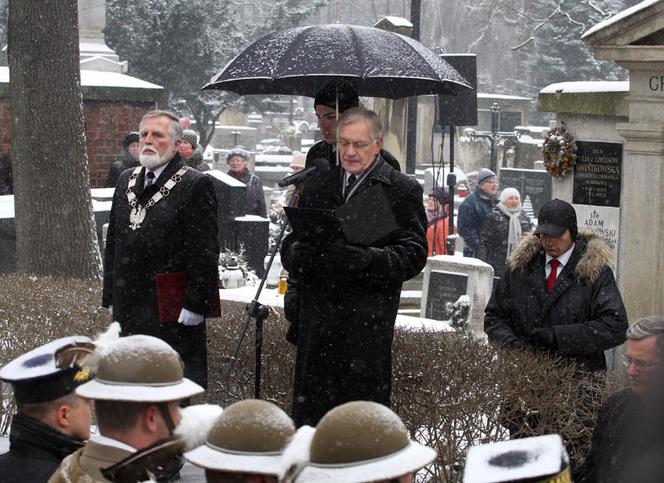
left=281, top=107, right=427, bottom=427
left=484, top=199, right=627, bottom=372
left=102, top=110, right=219, bottom=388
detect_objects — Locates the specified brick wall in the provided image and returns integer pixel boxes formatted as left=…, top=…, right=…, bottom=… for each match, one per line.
left=83, top=100, right=153, bottom=187
left=0, top=99, right=155, bottom=189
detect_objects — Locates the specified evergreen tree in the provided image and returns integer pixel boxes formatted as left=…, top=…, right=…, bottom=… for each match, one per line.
left=105, top=0, right=326, bottom=148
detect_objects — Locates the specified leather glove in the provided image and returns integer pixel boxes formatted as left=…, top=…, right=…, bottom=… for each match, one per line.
left=178, top=308, right=204, bottom=326
left=528, top=327, right=557, bottom=349
left=324, top=243, right=373, bottom=271
left=285, top=241, right=317, bottom=275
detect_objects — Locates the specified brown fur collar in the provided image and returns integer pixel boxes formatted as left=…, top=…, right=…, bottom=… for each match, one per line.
left=507, top=229, right=613, bottom=283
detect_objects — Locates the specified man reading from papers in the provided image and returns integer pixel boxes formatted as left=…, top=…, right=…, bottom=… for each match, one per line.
left=280, top=107, right=427, bottom=426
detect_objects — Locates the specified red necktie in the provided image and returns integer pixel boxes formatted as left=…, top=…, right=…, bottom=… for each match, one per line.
left=546, top=259, right=560, bottom=294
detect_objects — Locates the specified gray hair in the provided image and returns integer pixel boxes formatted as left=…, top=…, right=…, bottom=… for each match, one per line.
left=139, top=110, right=183, bottom=143
left=336, top=107, right=383, bottom=141
left=627, top=315, right=664, bottom=356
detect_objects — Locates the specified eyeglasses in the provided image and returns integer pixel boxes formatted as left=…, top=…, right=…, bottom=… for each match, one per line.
left=337, top=139, right=374, bottom=151
left=622, top=355, right=662, bottom=370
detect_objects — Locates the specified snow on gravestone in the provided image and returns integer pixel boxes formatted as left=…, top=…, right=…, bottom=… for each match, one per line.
left=421, top=255, right=494, bottom=334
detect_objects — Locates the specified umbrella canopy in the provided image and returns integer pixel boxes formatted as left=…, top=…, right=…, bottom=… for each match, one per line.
left=203, top=24, right=471, bottom=99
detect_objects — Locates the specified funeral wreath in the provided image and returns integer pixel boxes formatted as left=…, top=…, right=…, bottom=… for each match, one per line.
left=543, top=125, right=576, bottom=177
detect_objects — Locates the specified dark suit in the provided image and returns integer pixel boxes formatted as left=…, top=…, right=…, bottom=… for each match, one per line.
left=102, top=155, right=219, bottom=387
left=281, top=157, right=427, bottom=426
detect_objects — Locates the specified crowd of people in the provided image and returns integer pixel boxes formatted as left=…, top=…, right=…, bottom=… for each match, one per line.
left=0, top=84, right=656, bottom=482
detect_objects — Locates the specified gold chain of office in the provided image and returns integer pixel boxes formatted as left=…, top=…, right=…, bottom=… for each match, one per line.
left=542, top=126, right=577, bottom=178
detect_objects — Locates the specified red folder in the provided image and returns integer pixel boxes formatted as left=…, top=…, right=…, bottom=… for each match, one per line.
left=154, top=272, right=221, bottom=324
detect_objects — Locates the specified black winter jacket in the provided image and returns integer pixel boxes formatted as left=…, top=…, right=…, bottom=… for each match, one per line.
left=0, top=413, right=84, bottom=483
left=228, top=168, right=267, bottom=217
left=476, top=207, right=532, bottom=278
left=457, top=187, right=497, bottom=256
left=484, top=230, right=628, bottom=371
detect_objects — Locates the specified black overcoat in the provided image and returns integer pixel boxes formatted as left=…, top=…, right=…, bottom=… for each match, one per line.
left=102, top=156, right=219, bottom=387
left=281, top=157, right=427, bottom=426
left=484, top=231, right=628, bottom=371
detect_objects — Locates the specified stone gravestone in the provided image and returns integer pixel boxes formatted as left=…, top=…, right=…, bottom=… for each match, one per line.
left=572, top=141, right=622, bottom=263
left=424, top=271, right=468, bottom=321
left=500, top=167, right=551, bottom=217
left=205, top=170, right=247, bottom=252
left=421, top=255, right=494, bottom=334
left=235, top=215, right=269, bottom=278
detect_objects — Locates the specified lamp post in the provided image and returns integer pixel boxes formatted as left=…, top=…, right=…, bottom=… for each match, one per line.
left=464, top=103, right=519, bottom=173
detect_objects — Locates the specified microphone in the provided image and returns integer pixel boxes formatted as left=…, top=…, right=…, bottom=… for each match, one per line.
left=278, top=157, right=330, bottom=187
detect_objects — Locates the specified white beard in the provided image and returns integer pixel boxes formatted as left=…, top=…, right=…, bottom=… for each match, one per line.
left=139, top=145, right=173, bottom=170
left=139, top=153, right=165, bottom=170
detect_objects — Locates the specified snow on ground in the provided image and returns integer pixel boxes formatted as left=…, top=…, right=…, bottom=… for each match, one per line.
left=219, top=287, right=454, bottom=332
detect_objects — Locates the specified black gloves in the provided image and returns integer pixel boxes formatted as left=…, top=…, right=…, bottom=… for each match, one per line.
left=528, top=327, right=557, bottom=350
left=324, top=242, right=373, bottom=271
left=284, top=241, right=317, bottom=275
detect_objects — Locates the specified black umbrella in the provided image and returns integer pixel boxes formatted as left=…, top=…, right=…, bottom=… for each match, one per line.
left=203, top=24, right=471, bottom=98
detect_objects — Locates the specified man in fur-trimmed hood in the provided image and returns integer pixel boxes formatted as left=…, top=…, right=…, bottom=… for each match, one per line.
left=484, top=199, right=628, bottom=372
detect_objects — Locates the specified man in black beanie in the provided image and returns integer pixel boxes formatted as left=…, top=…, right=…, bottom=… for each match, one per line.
left=306, top=80, right=401, bottom=172
left=484, top=199, right=627, bottom=371
left=105, top=131, right=141, bottom=188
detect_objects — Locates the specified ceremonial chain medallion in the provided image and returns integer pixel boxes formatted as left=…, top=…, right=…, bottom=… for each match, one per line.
left=126, top=166, right=189, bottom=230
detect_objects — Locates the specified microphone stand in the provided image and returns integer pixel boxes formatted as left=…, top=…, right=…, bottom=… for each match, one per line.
left=222, top=183, right=303, bottom=400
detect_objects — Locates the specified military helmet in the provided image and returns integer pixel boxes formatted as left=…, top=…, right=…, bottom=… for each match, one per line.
left=76, top=334, right=203, bottom=402
left=298, top=401, right=437, bottom=482
left=185, top=399, right=296, bottom=477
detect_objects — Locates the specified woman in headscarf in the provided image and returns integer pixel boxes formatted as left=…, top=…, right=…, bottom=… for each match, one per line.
left=476, top=187, right=532, bottom=278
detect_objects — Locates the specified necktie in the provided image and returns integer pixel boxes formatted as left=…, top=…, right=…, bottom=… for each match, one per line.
left=344, top=174, right=356, bottom=200
left=145, top=171, right=155, bottom=188
left=546, top=259, right=560, bottom=294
